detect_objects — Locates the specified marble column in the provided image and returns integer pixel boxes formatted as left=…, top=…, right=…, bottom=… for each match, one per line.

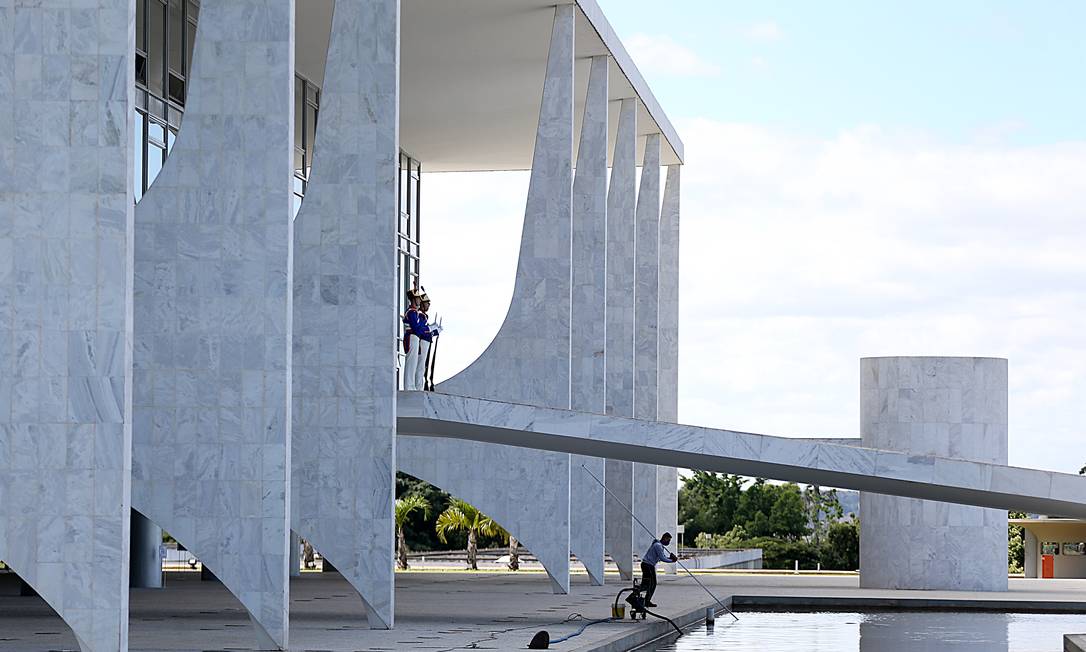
left=656, top=165, right=680, bottom=567
left=569, top=54, right=608, bottom=587
left=0, top=0, right=134, bottom=649
left=130, top=0, right=295, bottom=647
left=633, top=134, right=661, bottom=557
left=129, top=511, right=162, bottom=589
left=859, top=357, right=1009, bottom=592
left=291, top=0, right=399, bottom=630
left=604, top=98, right=637, bottom=581
left=427, top=4, right=575, bottom=595
left=1023, top=528, right=1037, bottom=578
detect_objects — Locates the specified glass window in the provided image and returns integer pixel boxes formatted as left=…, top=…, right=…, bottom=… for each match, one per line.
left=133, top=109, right=144, bottom=202
left=295, top=77, right=304, bottom=150
left=136, top=0, right=146, bottom=53
left=147, top=141, right=165, bottom=188
left=148, top=0, right=166, bottom=97
left=185, top=6, right=198, bottom=77
left=148, top=95, right=166, bottom=121
left=305, top=106, right=316, bottom=167
left=168, top=0, right=183, bottom=75
left=168, top=75, right=185, bottom=105
left=148, top=120, right=166, bottom=146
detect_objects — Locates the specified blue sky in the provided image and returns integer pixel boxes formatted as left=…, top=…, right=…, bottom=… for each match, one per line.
left=600, top=0, right=1086, bottom=145
left=424, top=2, right=1086, bottom=476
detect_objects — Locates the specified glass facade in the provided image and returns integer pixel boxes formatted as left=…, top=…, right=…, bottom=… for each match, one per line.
left=294, top=77, right=320, bottom=217
left=134, top=0, right=197, bottom=201
left=397, top=152, right=422, bottom=354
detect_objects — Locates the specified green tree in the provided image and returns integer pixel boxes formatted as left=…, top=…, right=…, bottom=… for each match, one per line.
left=736, top=479, right=775, bottom=529
left=804, top=486, right=844, bottom=547
left=1008, top=511, right=1026, bottom=574
left=394, top=495, right=430, bottom=570
left=744, top=537, right=820, bottom=570
left=397, top=473, right=455, bottom=551
left=820, top=518, right=859, bottom=570
left=678, top=471, right=743, bottom=541
left=1080, top=464, right=1085, bottom=475
left=435, top=499, right=505, bottom=570
left=768, top=486, right=810, bottom=540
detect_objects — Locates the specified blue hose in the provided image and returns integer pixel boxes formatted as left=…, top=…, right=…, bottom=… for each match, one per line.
left=548, top=617, right=617, bottom=644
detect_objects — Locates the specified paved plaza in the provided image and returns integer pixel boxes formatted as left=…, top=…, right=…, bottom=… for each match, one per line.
left=2, top=571, right=1085, bottom=651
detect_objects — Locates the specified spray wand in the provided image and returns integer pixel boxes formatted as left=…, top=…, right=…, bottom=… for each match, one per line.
left=581, top=464, right=740, bottom=622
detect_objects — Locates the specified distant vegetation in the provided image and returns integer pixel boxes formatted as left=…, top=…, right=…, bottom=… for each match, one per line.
left=679, top=471, right=858, bottom=570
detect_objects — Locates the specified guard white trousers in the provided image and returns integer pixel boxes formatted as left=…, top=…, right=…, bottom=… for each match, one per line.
left=403, top=335, right=430, bottom=390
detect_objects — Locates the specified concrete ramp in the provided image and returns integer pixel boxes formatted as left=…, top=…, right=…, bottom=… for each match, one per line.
left=398, top=392, right=1086, bottom=519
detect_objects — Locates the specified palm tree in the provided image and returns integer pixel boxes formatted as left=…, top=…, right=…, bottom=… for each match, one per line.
left=507, top=535, right=520, bottom=571
left=395, top=495, right=430, bottom=570
left=435, top=499, right=504, bottom=570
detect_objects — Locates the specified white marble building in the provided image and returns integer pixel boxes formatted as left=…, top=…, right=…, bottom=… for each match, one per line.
left=3, top=1, right=1085, bottom=651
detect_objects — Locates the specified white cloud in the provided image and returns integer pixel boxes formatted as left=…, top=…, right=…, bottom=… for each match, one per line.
left=747, top=20, right=784, bottom=42
left=423, top=120, right=1086, bottom=477
left=625, top=34, right=721, bottom=78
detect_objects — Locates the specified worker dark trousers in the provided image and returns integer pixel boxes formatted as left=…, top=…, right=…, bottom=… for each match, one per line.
left=640, top=561, right=657, bottom=602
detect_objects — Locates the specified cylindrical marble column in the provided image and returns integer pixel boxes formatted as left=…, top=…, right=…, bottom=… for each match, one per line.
left=859, top=357, right=1008, bottom=592
left=130, top=511, right=163, bottom=589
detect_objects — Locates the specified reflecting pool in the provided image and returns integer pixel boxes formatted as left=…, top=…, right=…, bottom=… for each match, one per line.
left=647, top=611, right=1086, bottom=651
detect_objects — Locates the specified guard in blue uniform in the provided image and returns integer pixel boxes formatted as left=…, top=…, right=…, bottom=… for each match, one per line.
left=402, top=289, right=422, bottom=389
left=402, top=288, right=440, bottom=390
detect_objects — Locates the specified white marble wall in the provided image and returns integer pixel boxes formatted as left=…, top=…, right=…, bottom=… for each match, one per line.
left=860, top=357, right=1009, bottom=592
left=291, top=0, right=399, bottom=630
left=130, top=0, right=294, bottom=647
left=422, top=4, right=576, bottom=594
left=0, top=1, right=135, bottom=648
left=633, top=134, right=661, bottom=557
left=569, top=54, right=608, bottom=587
left=604, top=98, right=637, bottom=580
left=656, top=165, right=680, bottom=561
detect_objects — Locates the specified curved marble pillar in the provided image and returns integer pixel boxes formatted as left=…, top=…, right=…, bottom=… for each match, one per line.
left=633, top=134, right=661, bottom=556
left=130, top=0, right=295, bottom=647
left=656, top=165, right=680, bottom=560
left=604, top=98, right=638, bottom=580
left=290, top=0, right=399, bottom=630
left=398, top=436, right=570, bottom=588
left=425, top=4, right=575, bottom=594
left=569, top=55, right=608, bottom=587
left=0, top=1, right=134, bottom=649
left=859, top=357, right=1009, bottom=592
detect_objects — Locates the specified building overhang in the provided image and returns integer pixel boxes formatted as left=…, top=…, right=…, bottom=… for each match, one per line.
left=296, top=0, right=684, bottom=172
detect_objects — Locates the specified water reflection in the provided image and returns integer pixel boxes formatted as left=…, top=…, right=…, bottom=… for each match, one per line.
left=859, top=612, right=1008, bottom=651
left=651, top=611, right=1084, bottom=652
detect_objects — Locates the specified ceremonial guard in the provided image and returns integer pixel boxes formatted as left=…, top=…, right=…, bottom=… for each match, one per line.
left=402, top=288, right=440, bottom=390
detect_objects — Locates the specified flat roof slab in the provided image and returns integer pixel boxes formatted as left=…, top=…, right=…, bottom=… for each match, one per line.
left=297, top=0, right=683, bottom=172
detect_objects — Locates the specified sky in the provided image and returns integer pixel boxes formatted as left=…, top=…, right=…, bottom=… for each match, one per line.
left=420, top=1, right=1086, bottom=476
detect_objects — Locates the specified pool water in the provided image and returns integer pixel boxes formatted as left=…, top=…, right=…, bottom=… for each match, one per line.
left=647, top=611, right=1086, bottom=651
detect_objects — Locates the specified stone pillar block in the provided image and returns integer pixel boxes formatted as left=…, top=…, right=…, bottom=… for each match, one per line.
left=859, top=356, right=1008, bottom=591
